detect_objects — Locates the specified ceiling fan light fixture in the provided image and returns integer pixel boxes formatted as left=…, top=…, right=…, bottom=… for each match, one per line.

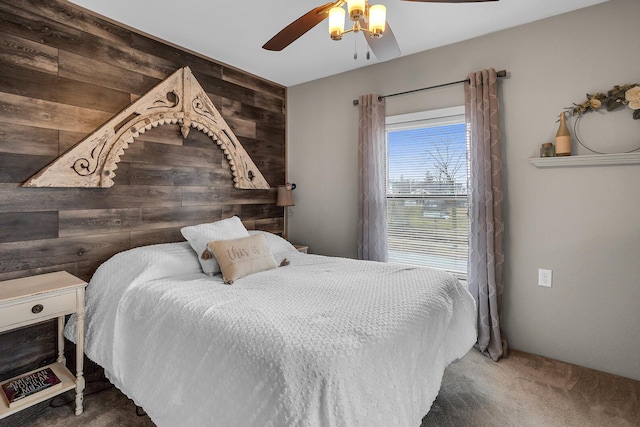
left=328, top=1, right=387, bottom=42
left=264, top=0, right=497, bottom=54
left=347, top=0, right=365, bottom=21
left=329, top=6, right=346, bottom=40
left=368, top=4, right=386, bottom=37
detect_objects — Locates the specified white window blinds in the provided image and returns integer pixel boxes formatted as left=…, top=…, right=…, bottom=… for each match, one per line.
left=385, top=107, right=469, bottom=279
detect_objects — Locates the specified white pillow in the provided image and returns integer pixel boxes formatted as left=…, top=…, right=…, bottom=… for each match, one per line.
left=248, top=230, right=298, bottom=265
left=181, top=216, right=250, bottom=275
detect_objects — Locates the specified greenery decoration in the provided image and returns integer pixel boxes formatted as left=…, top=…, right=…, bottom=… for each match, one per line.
left=564, top=83, right=640, bottom=120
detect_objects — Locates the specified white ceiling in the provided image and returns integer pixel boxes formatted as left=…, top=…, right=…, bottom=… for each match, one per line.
left=68, top=0, right=607, bottom=87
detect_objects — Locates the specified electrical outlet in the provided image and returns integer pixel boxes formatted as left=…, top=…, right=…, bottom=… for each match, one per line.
left=538, top=269, right=552, bottom=287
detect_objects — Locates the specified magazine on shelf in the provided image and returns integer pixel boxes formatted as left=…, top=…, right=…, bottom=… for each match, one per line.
left=1, top=367, right=62, bottom=408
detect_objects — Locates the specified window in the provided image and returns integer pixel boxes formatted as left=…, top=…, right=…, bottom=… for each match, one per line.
left=385, top=106, right=469, bottom=280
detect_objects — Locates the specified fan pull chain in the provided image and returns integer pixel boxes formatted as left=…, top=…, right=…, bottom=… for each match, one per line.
left=353, top=35, right=358, bottom=60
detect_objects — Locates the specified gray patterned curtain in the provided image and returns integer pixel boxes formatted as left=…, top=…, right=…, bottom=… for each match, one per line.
left=465, top=69, right=506, bottom=361
left=358, top=94, right=388, bottom=262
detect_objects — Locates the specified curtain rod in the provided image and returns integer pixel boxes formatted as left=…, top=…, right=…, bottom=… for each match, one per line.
left=352, top=69, right=507, bottom=106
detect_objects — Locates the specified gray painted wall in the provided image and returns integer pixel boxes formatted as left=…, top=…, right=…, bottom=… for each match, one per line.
left=287, top=0, right=640, bottom=381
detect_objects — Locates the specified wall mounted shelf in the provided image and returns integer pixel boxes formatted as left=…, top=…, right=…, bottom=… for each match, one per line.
left=529, top=152, right=640, bottom=168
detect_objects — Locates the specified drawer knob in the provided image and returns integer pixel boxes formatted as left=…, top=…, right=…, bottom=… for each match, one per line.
left=31, top=304, right=44, bottom=314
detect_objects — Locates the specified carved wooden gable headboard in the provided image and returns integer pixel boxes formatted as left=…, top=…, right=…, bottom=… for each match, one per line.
left=23, top=67, right=269, bottom=190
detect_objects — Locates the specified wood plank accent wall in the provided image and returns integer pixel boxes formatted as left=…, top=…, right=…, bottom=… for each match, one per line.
left=0, top=0, right=286, bottom=381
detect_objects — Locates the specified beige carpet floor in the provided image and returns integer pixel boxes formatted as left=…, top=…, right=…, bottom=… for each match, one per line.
left=2, top=349, right=638, bottom=427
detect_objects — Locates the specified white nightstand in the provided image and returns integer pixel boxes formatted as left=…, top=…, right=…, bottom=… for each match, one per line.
left=0, top=271, right=87, bottom=419
left=294, top=245, right=308, bottom=254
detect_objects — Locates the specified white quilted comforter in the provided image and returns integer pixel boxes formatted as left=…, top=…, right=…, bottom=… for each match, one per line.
left=65, top=242, right=476, bottom=427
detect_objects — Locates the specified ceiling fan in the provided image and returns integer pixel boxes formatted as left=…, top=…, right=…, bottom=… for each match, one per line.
left=262, top=0, right=499, bottom=61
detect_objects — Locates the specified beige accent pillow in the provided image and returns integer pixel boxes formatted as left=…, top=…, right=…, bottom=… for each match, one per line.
left=209, top=234, right=277, bottom=284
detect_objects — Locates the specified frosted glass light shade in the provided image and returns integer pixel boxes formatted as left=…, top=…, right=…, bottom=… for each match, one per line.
left=328, top=7, right=345, bottom=39
left=369, top=4, right=386, bottom=35
left=347, top=0, right=365, bottom=20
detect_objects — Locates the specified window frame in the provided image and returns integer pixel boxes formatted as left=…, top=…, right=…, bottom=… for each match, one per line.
left=385, top=106, right=469, bottom=280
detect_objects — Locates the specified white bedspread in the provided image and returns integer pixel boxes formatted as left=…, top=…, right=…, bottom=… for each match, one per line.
left=65, top=242, right=476, bottom=427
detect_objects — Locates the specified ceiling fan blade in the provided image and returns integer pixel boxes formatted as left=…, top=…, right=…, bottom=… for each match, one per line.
left=364, top=21, right=401, bottom=61
left=262, top=2, right=337, bottom=51
left=402, top=0, right=498, bottom=3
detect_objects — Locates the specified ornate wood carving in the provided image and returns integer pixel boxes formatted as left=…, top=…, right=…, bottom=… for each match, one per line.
left=22, top=67, right=270, bottom=189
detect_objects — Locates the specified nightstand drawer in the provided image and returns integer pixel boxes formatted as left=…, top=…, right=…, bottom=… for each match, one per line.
left=0, top=292, right=76, bottom=329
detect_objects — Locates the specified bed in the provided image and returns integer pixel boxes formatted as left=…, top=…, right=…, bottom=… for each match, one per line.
left=64, top=225, right=476, bottom=427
